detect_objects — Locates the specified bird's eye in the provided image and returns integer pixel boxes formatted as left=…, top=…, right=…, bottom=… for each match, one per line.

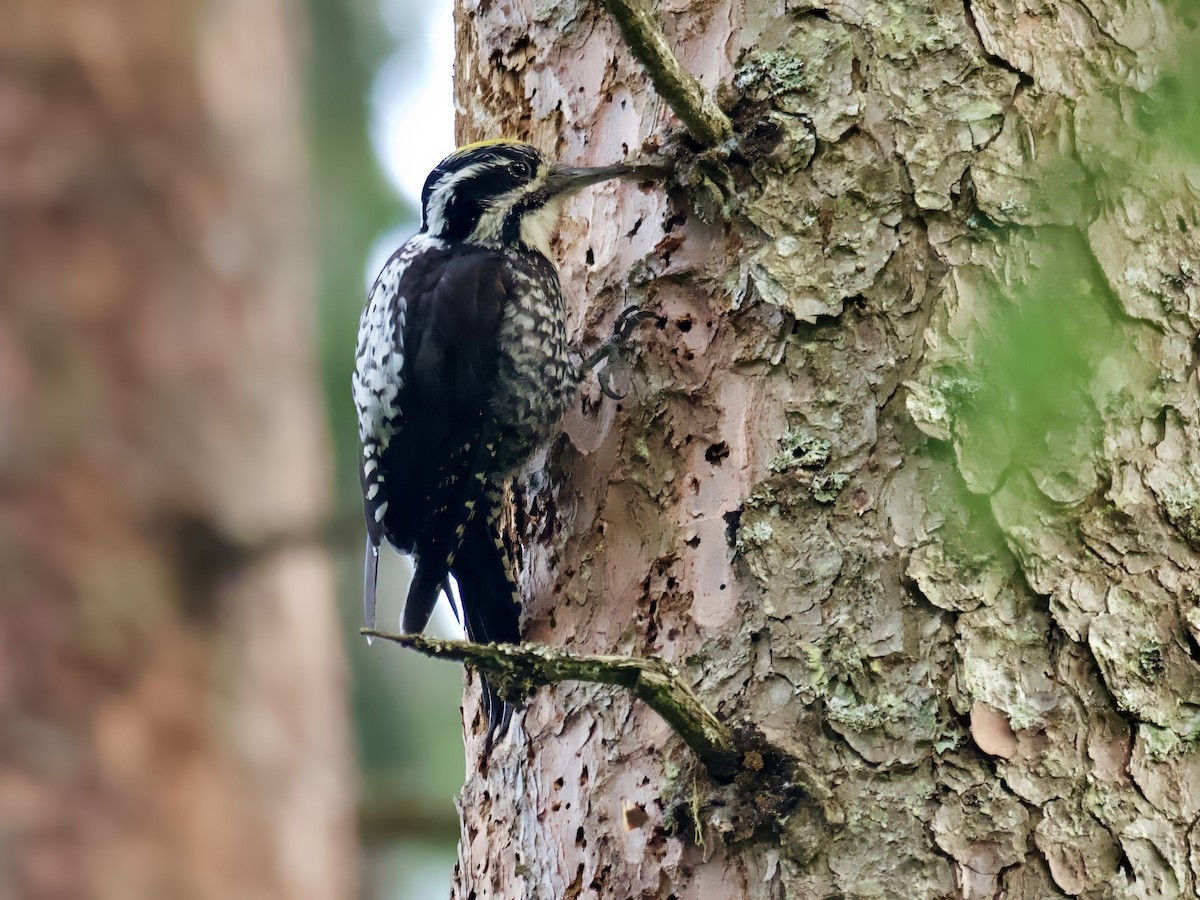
left=509, top=161, right=532, bottom=178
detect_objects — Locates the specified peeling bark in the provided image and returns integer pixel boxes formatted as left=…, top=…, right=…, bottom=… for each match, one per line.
left=451, top=0, right=1200, bottom=897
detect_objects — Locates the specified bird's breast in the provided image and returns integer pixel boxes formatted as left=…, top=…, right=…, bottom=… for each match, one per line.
left=488, top=250, right=575, bottom=473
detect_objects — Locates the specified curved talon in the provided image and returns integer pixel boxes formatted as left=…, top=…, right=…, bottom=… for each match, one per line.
left=598, top=366, right=627, bottom=400
left=585, top=305, right=654, bottom=400
left=613, top=306, right=656, bottom=341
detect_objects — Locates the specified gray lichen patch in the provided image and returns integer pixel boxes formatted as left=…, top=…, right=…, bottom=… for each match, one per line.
left=905, top=381, right=954, bottom=443
left=734, top=50, right=811, bottom=97
left=1159, top=483, right=1200, bottom=548
left=739, top=516, right=775, bottom=549
left=954, top=585, right=1059, bottom=732
left=736, top=506, right=843, bottom=605
left=730, top=16, right=858, bottom=141
left=825, top=675, right=942, bottom=768
left=768, top=429, right=830, bottom=473
left=810, top=472, right=848, bottom=504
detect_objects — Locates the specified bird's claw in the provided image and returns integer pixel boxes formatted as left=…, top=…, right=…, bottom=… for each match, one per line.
left=612, top=305, right=656, bottom=342
left=597, top=366, right=626, bottom=400
left=585, top=306, right=654, bottom=400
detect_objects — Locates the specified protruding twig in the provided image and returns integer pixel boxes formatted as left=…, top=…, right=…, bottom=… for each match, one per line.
left=599, top=0, right=734, bottom=148
left=359, top=795, right=460, bottom=844
left=362, top=629, right=740, bottom=779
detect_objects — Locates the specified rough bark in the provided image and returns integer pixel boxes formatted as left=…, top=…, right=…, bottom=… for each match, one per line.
left=451, top=0, right=1200, bottom=897
left=0, top=3, right=353, bottom=898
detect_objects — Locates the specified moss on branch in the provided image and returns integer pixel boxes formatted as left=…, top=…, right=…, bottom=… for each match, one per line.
left=361, top=628, right=740, bottom=779
left=599, top=0, right=734, bottom=148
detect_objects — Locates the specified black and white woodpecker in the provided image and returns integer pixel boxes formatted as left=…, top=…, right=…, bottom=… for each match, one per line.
left=353, top=139, right=647, bottom=739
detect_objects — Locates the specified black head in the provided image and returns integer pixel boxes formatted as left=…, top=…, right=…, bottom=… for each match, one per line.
left=419, top=140, right=633, bottom=254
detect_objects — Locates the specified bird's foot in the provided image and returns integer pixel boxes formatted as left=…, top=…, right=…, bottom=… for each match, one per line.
left=584, top=306, right=655, bottom=400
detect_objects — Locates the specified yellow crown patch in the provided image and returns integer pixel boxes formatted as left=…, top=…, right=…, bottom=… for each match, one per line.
left=450, top=137, right=529, bottom=157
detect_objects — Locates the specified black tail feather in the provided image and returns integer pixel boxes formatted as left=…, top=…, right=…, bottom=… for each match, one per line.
left=401, top=558, right=447, bottom=634
left=452, top=505, right=522, bottom=746
left=363, top=541, right=380, bottom=637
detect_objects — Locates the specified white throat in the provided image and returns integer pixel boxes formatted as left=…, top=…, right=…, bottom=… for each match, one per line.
left=518, top=197, right=565, bottom=258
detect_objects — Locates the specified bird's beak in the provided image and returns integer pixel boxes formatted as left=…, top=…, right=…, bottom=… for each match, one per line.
left=545, top=163, right=639, bottom=197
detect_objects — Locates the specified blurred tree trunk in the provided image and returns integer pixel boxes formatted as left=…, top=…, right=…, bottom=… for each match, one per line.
left=452, top=0, right=1200, bottom=897
left=0, top=2, right=353, bottom=899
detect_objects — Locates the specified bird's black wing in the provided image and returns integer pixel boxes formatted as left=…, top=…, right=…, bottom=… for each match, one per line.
left=353, top=237, right=509, bottom=633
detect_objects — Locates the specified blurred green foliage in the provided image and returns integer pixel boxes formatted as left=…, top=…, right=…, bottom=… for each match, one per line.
left=303, top=0, right=411, bottom=501
left=949, top=232, right=1124, bottom=490
left=300, top=0, right=466, bottom=846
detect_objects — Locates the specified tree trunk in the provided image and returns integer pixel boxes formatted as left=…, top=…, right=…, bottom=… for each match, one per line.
left=0, top=2, right=353, bottom=898
left=452, top=0, right=1200, bottom=897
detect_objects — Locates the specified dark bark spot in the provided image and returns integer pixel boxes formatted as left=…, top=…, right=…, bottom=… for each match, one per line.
left=624, top=803, right=650, bottom=829
left=705, top=441, right=730, bottom=465
left=724, top=506, right=743, bottom=546
left=564, top=865, right=585, bottom=900
left=589, top=864, right=611, bottom=892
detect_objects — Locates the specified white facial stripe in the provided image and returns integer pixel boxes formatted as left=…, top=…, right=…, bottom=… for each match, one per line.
left=470, top=208, right=504, bottom=243
left=423, top=161, right=489, bottom=234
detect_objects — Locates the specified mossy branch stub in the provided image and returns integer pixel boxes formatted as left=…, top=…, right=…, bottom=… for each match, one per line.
left=599, top=0, right=734, bottom=148
left=362, top=628, right=740, bottom=779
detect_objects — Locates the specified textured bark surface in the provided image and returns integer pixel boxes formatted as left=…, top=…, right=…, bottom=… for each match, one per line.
left=452, top=0, right=1200, bottom=897
left=0, top=2, right=353, bottom=898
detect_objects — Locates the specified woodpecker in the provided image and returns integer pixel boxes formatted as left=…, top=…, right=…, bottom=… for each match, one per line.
left=353, top=139, right=645, bottom=741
